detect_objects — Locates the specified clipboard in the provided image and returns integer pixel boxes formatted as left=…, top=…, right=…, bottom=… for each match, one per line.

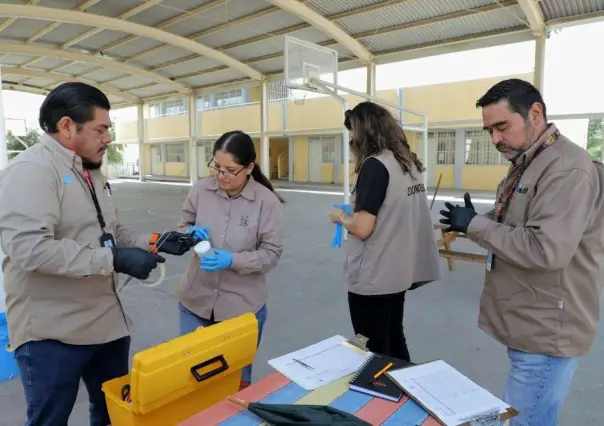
left=385, top=360, right=518, bottom=426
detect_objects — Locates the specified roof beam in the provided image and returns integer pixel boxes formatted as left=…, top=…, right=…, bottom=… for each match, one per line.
left=0, top=4, right=264, bottom=81
left=516, top=0, right=546, bottom=35
left=1, top=66, right=141, bottom=103
left=94, top=0, right=229, bottom=55
left=0, top=42, right=189, bottom=94
left=60, top=0, right=164, bottom=49
left=18, top=0, right=102, bottom=69
left=264, top=0, right=373, bottom=63
left=2, top=81, right=50, bottom=97
left=172, top=1, right=518, bottom=81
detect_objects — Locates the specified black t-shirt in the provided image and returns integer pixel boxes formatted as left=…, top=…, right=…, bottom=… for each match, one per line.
left=354, top=158, right=389, bottom=216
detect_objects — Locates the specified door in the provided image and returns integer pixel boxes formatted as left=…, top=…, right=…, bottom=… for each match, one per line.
left=197, top=141, right=213, bottom=178
left=308, top=137, right=323, bottom=182
left=150, top=145, right=163, bottom=175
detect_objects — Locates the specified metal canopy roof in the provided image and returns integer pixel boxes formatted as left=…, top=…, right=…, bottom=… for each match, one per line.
left=0, top=0, right=601, bottom=108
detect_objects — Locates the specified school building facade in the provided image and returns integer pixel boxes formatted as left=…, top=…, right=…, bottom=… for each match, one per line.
left=114, top=73, right=536, bottom=191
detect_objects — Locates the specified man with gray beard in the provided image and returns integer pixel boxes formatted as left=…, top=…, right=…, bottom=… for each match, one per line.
left=440, top=78, right=604, bottom=426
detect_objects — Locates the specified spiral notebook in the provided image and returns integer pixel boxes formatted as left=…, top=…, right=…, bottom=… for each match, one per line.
left=349, top=354, right=412, bottom=402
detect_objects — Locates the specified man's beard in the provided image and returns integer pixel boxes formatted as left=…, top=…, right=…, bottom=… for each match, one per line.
left=82, top=159, right=103, bottom=170
left=496, top=123, right=535, bottom=163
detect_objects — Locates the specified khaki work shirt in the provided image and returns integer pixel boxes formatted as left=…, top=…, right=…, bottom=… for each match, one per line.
left=345, top=150, right=442, bottom=295
left=466, top=124, right=604, bottom=357
left=0, top=134, right=150, bottom=351
left=177, top=177, right=284, bottom=321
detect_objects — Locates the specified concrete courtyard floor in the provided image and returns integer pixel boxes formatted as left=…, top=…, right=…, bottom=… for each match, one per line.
left=1, top=180, right=603, bottom=425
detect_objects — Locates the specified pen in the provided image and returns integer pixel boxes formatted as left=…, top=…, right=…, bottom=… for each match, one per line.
left=292, top=358, right=314, bottom=370
left=373, top=362, right=393, bottom=381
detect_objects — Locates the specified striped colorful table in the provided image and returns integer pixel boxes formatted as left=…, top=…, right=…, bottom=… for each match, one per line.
left=180, top=372, right=442, bottom=426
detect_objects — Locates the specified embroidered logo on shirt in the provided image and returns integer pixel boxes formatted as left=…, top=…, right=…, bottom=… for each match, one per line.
left=240, top=216, right=249, bottom=227
left=62, top=175, right=72, bottom=184
left=516, top=184, right=529, bottom=194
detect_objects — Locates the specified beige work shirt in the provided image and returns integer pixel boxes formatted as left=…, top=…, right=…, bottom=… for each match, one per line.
left=0, top=134, right=150, bottom=351
left=466, top=124, right=604, bottom=357
left=177, top=176, right=284, bottom=321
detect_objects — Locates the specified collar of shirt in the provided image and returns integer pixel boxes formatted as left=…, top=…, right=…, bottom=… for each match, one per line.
left=40, top=133, right=84, bottom=172
left=514, top=123, right=559, bottom=167
left=201, top=176, right=257, bottom=201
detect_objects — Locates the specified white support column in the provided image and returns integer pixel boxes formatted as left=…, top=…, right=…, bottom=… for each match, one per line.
left=534, top=35, right=546, bottom=94
left=288, top=136, right=294, bottom=182
left=136, top=104, right=146, bottom=182
left=0, top=66, right=7, bottom=170
left=366, top=62, right=376, bottom=97
left=261, top=81, right=270, bottom=176
left=188, top=92, right=198, bottom=184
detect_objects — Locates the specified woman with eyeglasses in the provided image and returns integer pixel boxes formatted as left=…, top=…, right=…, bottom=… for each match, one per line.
left=176, top=130, right=285, bottom=390
left=328, top=102, right=441, bottom=362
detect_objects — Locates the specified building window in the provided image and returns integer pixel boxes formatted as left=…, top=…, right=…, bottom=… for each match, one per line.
left=204, top=142, right=213, bottom=160
left=165, top=144, right=186, bottom=163
left=464, top=129, right=504, bottom=165
left=149, top=99, right=187, bottom=117
left=268, top=80, right=290, bottom=102
left=196, top=95, right=212, bottom=111
left=431, top=131, right=456, bottom=165
left=215, top=89, right=244, bottom=107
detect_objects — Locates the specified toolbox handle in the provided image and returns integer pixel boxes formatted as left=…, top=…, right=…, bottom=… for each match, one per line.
left=190, top=354, right=229, bottom=382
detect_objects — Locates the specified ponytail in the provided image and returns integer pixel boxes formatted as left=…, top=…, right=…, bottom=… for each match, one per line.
left=251, top=163, right=285, bottom=203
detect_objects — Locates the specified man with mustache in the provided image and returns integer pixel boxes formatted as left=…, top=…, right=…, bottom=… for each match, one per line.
left=440, top=78, right=604, bottom=426
left=0, top=82, right=195, bottom=426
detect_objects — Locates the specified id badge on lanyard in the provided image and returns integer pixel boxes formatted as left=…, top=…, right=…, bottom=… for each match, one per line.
left=83, top=169, right=116, bottom=249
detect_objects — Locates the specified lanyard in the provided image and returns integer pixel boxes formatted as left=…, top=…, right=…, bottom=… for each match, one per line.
left=495, top=130, right=559, bottom=223
left=82, top=169, right=107, bottom=233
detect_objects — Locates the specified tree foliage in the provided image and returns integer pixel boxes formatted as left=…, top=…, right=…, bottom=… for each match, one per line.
left=587, top=119, right=604, bottom=161
left=5, top=126, right=124, bottom=164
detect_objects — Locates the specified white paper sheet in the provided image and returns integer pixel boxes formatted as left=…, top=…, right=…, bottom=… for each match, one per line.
left=388, top=360, right=510, bottom=426
left=268, top=335, right=372, bottom=390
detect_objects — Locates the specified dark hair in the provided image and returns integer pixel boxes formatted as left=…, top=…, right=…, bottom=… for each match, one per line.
left=344, top=102, right=424, bottom=179
left=476, top=78, right=547, bottom=121
left=39, top=82, right=111, bottom=133
left=213, top=130, right=284, bottom=203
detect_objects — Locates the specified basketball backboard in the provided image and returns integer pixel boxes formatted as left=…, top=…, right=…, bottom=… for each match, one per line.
left=5, top=118, right=26, bottom=137
left=284, top=36, right=338, bottom=93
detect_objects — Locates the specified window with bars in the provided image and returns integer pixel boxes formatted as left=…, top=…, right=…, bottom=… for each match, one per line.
left=165, top=144, right=186, bottom=163
left=196, top=95, right=212, bottom=111
left=464, top=129, right=505, bottom=165
left=309, top=136, right=336, bottom=164
left=149, top=99, right=187, bottom=117
left=431, top=131, right=456, bottom=165
left=204, top=142, right=213, bottom=160
left=268, top=80, right=291, bottom=102
left=215, top=89, right=244, bottom=107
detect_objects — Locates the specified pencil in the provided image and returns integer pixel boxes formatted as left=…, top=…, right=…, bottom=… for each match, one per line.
left=373, top=362, right=393, bottom=380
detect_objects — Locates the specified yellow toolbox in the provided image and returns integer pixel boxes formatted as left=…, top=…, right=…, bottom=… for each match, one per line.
left=102, top=313, right=258, bottom=426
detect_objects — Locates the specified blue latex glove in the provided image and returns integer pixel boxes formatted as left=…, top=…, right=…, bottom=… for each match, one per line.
left=201, top=248, right=233, bottom=272
left=332, top=204, right=351, bottom=248
left=188, top=226, right=210, bottom=243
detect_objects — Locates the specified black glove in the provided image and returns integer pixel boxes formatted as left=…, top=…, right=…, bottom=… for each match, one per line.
left=111, top=247, right=165, bottom=280
left=156, top=231, right=196, bottom=256
left=439, top=192, right=477, bottom=233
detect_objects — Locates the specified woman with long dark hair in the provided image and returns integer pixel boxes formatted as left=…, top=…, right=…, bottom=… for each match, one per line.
left=328, top=102, right=441, bottom=361
left=176, top=130, right=285, bottom=389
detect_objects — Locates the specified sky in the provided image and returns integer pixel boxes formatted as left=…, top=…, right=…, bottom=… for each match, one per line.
left=2, top=19, right=602, bottom=130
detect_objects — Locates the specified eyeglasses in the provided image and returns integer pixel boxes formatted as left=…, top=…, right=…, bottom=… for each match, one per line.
left=207, top=160, right=245, bottom=177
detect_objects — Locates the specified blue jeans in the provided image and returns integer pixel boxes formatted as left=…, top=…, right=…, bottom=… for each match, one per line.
left=503, top=348, right=579, bottom=426
left=14, top=336, right=130, bottom=426
left=178, top=303, right=267, bottom=383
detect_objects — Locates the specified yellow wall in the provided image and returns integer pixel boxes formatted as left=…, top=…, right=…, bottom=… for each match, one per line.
left=293, top=136, right=309, bottom=182
left=121, top=73, right=536, bottom=190
left=434, top=166, right=455, bottom=188
left=462, top=166, right=508, bottom=191
left=146, top=115, right=189, bottom=140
